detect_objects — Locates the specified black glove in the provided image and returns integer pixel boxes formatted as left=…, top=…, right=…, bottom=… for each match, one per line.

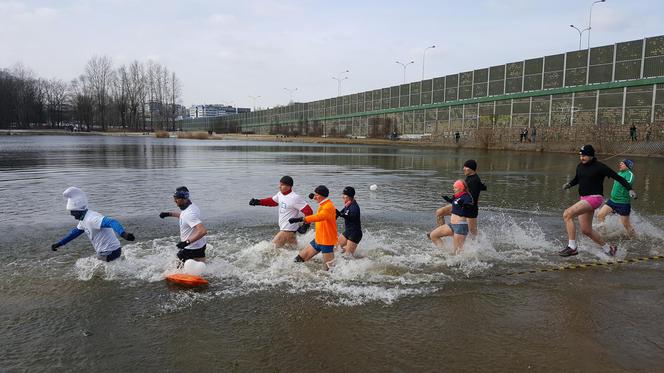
left=297, top=223, right=311, bottom=234
left=442, top=195, right=453, bottom=203
left=176, top=240, right=190, bottom=249
left=159, top=212, right=170, bottom=219
left=51, top=243, right=62, bottom=251
left=562, top=182, right=571, bottom=191
left=289, top=217, right=304, bottom=224
left=121, top=232, right=135, bottom=241
left=335, top=209, right=341, bottom=218
left=249, top=198, right=260, bottom=206
left=308, top=193, right=315, bottom=199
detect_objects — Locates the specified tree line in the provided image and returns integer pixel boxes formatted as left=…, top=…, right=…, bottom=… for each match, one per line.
left=0, top=56, right=183, bottom=132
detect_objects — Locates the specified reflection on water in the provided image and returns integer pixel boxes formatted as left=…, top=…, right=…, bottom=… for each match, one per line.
left=1, top=135, right=663, bottom=372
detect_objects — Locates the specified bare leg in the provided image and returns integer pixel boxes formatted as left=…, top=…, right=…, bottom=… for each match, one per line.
left=343, top=240, right=359, bottom=256
left=272, top=231, right=297, bottom=248
left=596, top=204, right=612, bottom=223
left=452, top=233, right=466, bottom=255
left=578, top=210, right=605, bottom=246
left=298, top=244, right=318, bottom=261
left=429, top=224, right=453, bottom=248
left=322, top=252, right=335, bottom=270
left=337, top=234, right=348, bottom=253
left=563, top=200, right=594, bottom=241
left=619, top=215, right=636, bottom=238
left=467, top=218, right=478, bottom=237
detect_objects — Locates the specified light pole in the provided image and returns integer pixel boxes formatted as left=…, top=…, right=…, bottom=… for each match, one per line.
left=422, top=45, right=435, bottom=81
left=332, top=70, right=349, bottom=97
left=570, top=24, right=590, bottom=51
left=248, top=95, right=261, bottom=111
left=283, top=88, right=298, bottom=104
left=396, top=60, right=414, bottom=84
left=587, top=0, right=606, bottom=49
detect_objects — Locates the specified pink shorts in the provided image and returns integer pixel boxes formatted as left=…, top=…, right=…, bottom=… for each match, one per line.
left=580, top=195, right=604, bottom=210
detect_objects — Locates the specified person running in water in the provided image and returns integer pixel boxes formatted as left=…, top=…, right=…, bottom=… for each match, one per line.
left=596, top=159, right=636, bottom=238
left=560, top=145, right=636, bottom=257
left=429, top=180, right=474, bottom=254
left=159, top=186, right=208, bottom=263
left=290, top=185, right=337, bottom=270
left=249, top=175, right=313, bottom=248
left=436, top=159, right=487, bottom=236
left=336, top=186, right=362, bottom=256
left=51, top=187, right=135, bottom=262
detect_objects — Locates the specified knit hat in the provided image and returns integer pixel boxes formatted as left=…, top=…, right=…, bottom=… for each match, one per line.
left=463, top=159, right=477, bottom=171
left=342, top=186, right=355, bottom=198
left=622, top=159, right=634, bottom=170
left=314, top=185, right=329, bottom=197
left=173, top=186, right=190, bottom=199
left=579, top=144, right=595, bottom=157
left=279, top=175, right=294, bottom=187
left=63, top=186, right=88, bottom=211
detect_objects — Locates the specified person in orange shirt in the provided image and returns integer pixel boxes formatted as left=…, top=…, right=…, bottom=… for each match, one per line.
left=289, top=185, right=338, bottom=270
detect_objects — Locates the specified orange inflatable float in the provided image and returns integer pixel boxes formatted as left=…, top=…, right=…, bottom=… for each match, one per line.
left=165, top=273, right=209, bottom=287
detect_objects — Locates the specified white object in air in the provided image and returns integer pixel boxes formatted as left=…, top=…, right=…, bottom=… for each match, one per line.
left=183, top=259, right=206, bottom=276
left=369, top=184, right=378, bottom=191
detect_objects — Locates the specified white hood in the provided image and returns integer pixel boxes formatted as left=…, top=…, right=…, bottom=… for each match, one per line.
left=63, top=186, right=88, bottom=211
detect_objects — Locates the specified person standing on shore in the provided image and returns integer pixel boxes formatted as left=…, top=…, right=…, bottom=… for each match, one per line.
left=248, top=176, right=313, bottom=248
left=629, top=124, right=637, bottom=142
left=560, top=145, right=636, bottom=257
left=159, top=186, right=208, bottom=263
left=290, top=185, right=337, bottom=270
left=429, top=180, right=473, bottom=254
left=435, top=159, right=487, bottom=236
left=336, top=186, right=362, bottom=256
left=51, top=187, right=135, bottom=262
left=596, top=159, right=636, bottom=238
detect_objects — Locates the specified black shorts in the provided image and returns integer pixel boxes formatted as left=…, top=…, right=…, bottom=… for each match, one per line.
left=343, top=231, right=363, bottom=244
left=177, top=245, right=206, bottom=262
left=465, top=205, right=479, bottom=219
left=98, top=247, right=122, bottom=262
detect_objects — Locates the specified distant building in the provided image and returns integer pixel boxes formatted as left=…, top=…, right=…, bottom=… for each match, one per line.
left=189, top=104, right=251, bottom=118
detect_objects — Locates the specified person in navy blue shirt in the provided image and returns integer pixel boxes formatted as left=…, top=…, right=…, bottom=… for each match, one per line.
left=336, top=186, right=362, bottom=256
left=429, top=180, right=474, bottom=254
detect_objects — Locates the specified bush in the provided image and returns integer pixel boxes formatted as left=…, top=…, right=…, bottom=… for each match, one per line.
left=154, top=130, right=169, bottom=138
left=177, top=131, right=210, bottom=139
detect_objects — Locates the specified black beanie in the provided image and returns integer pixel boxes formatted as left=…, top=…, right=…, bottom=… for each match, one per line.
left=579, top=145, right=595, bottom=157
left=463, top=159, right=477, bottom=171
left=342, top=186, right=355, bottom=198
left=279, top=175, right=294, bottom=187
left=314, top=185, right=329, bottom=197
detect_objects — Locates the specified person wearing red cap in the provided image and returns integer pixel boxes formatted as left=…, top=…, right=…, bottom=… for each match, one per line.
left=429, top=180, right=474, bottom=254
left=289, top=185, right=338, bottom=269
left=560, top=145, right=636, bottom=257
left=596, top=159, right=636, bottom=238
left=435, top=159, right=487, bottom=236
left=248, top=176, right=313, bottom=248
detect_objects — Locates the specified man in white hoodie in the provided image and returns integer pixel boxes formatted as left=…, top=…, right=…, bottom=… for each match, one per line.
left=51, top=187, right=135, bottom=262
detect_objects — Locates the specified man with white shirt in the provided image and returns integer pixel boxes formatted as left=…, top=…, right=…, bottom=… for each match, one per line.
left=51, top=186, right=135, bottom=262
left=159, top=186, right=208, bottom=263
left=249, top=175, right=313, bottom=248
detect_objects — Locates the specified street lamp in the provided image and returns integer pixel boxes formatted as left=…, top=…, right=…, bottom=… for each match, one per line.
left=396, top=60, right=414, bottom=84
left=570, top=24, right=590, bottom=51
left=422, top=45, right=435, bottom=81
left=248, top=95, right=261, bottom=111
left=587, top=0, right=606, bottom=49
left=283, top=88, right=298, bottom=104
left=332, top=70, right=349, bottom=97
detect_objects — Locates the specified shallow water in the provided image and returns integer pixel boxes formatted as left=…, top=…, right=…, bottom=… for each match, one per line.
left=1, top=135, right=663, bottom=372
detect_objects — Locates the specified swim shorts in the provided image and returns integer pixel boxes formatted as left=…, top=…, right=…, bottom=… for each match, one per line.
left=98, top=247, right=122, bottom=262
left=309, top=239, right=334, bottom=253
left=177, top=245, right=206, bottom=262
left=606, top=199, right=631, bottom=216
left=342, top=231, right=363, bottom=244
left=449, top=223, right=469, bottom=236
left=580, top=195, right=604, bottom=210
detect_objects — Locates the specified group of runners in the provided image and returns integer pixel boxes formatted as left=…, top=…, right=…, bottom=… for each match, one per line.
left=51, top=143, right=639, bottom=270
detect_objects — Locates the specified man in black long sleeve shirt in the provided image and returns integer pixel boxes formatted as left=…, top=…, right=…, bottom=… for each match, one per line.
left=560, top=145, right=637, bottom=257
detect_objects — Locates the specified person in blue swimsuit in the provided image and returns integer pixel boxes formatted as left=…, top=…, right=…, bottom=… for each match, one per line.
left=336, top=186, right=362, bottom=256
left=51, top=187, right=135, bottom=262
left=429, top=180, right=474, bottom=254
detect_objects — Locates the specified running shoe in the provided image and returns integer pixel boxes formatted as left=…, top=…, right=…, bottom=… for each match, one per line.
left=559, top=246, right=578, bottom=257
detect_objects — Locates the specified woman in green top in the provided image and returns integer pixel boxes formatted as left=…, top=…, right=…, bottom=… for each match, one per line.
left=597, top=159, right=636, bottom=237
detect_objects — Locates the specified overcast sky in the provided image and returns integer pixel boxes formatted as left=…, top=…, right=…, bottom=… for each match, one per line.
left=2, top=0, right=663, bottom=109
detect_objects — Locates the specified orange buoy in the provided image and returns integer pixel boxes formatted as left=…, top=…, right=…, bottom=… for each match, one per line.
left=165, top=273, right=209, bottom=287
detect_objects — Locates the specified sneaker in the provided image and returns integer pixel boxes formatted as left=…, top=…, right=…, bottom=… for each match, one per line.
left=608, top=244, right=617, bottom=257
left=559, top=246, right=578, bottom=257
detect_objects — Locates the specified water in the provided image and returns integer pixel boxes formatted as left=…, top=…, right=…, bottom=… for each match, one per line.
left=1, top=135, right=663, bottom=372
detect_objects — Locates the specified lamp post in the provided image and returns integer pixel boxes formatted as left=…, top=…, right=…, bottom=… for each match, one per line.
left=248, top=95, right=261, bottom=111
left=570, top=24, right=590, bottom=51
left=396, top=60, right=414, bottom=84
left=587, top=0, right=606, bottom=49
left=422, top=45, right=435, bottom=81
left=283, top=88, right=298, bottom=104
left=332, top=70, right=349, bottom=97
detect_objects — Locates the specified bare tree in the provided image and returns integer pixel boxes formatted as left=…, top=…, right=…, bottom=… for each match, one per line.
left=127, top=60, right=145, bottom=131
left=85, top=55, right=114, bottom=130
left=45, top=78, right=68, bottom=127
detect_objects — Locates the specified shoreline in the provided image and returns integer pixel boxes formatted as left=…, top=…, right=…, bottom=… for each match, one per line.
left=3, top=129, right=662, bottom=157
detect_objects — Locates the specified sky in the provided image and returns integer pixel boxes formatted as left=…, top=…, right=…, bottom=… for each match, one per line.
left=1, top=0, right=663, bottom=109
